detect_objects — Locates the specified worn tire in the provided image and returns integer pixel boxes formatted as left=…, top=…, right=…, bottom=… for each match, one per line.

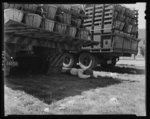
left=79, top=52, right=96, bottom=69
left=63, top=53, right=75, bottom=68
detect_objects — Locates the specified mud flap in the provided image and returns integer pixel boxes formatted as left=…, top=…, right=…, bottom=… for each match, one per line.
left=47, top=49, right=64, bottom=74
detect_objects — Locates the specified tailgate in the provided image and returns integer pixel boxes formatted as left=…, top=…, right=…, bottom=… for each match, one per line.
left=113, top=35, right=139, bottom=54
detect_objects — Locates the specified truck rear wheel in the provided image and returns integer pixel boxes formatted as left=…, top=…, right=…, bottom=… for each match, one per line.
left=63, top=53, right=75, bottom=68
left=79, top=52, right=96, bottom=69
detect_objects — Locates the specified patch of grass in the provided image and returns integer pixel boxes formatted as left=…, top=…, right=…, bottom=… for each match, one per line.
left=4, top=60, right=146, bottom=115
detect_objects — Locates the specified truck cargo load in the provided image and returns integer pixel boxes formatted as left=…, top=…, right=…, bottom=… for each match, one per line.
left=83, top=4, right=139, bottom=54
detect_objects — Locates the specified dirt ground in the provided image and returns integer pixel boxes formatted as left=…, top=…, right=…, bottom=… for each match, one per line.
left=4, top=58, right=146, bottom=115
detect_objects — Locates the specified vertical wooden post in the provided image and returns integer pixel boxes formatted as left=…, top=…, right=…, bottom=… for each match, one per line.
left=91, top=4, right=95, bottom=49
left=111, top=4, right=115, bottom=51
left=100, top=4, right=105, bottom=49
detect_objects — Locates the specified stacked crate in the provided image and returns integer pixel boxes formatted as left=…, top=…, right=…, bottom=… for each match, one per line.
left=4, top=3, right=43, bottom=28
left=4, top=3, right=90, bottom=40
left=83, top=4, right=139, bottom=51
left=54, top=4, right=90, bottom=39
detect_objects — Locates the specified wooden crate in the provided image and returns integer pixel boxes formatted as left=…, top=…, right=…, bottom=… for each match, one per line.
left=84, top=4, right=138, bottom=26
left=71, top=18, right=82, bottom=27
left=54, top=22, right=67, bottom=34
left=24, top=13, right=42, bottom=28
left=66, top=26, right=77, bottom=37
left=4, top=8, right=24, bottom=23
left=43, top=5, right=57, bottom=20
left=41, top=19, right=55, bottom=32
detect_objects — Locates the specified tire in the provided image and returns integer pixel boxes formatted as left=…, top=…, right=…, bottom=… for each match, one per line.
left=79, top=52, right=96, bottom=69
left=63, top=53, right=75, bottom=68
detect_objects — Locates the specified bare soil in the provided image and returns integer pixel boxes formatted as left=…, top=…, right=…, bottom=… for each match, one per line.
left=4, top=58, right=146, bottom=115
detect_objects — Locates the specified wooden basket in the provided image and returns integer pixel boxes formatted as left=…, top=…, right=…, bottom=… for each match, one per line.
left=131, top=19, right=136, bottom=25
left=121, top=7, right=126, bottom=15
left=131, top=11, right=135, bottom=18
left=71, top=5, right=82, bottom=14
left=3, top=3, right=23, bottom=9
left=4, top=9, right=24, bottom=23
left=61, top=4, right=72, bottom=10
left=125, top=17, right=132, bottom=24
left=41, top=19, right=55, bottom=32
left=67, top=26, right=77, bottom=37
left=131, top=26, right=138, bottom=34
left=71, top=18, right=82, bottom=27
left=124, top=24, right=133, bottom=33
left=125, top=8, right=130, bottom=17
left=78, top=29, right=89, bottom=40
left=113, top=20, right=122, bottom=30
left=114, top=11, right=118, bottom=19
left=25, top=13, right=42, bottom=28
left=23, top=4, right=38, bottom=13
left=54, top=22, right=67, bottom=34
left=117, top=15, right=125, bottom=21
left=119, top=22, right=125, bottom=31
left=57, top=13, right=71, bottom=25
left=43, top=5, right=57, bottom=20
left=114, top=5, right=122, bottom=14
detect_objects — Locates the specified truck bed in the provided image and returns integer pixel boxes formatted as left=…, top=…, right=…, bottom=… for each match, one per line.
left=4, top=20, right=99, bottom=51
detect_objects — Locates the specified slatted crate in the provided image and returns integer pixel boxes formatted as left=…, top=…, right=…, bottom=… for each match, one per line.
left=84, top=4, right=138, bottom=35
left=82, top=4, right=139, bottom=53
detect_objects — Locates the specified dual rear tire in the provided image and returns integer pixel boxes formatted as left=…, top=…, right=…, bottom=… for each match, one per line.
left=63, top=52, right=97, bottom=69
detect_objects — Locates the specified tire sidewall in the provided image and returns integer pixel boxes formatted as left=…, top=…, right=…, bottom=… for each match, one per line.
left=79, top=52, right=96, bottom=69
left=63, top=53, right=74, bottom=68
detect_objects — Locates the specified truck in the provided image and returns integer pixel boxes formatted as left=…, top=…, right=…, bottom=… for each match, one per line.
left=3, top=3, right=140, bottom=76
left=3, top=3, right=98, bottom=76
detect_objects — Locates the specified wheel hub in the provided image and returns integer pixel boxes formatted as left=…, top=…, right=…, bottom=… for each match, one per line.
left=83, top=57, right=91, bottom=66
left=64, top=56, right=70, bottom=64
